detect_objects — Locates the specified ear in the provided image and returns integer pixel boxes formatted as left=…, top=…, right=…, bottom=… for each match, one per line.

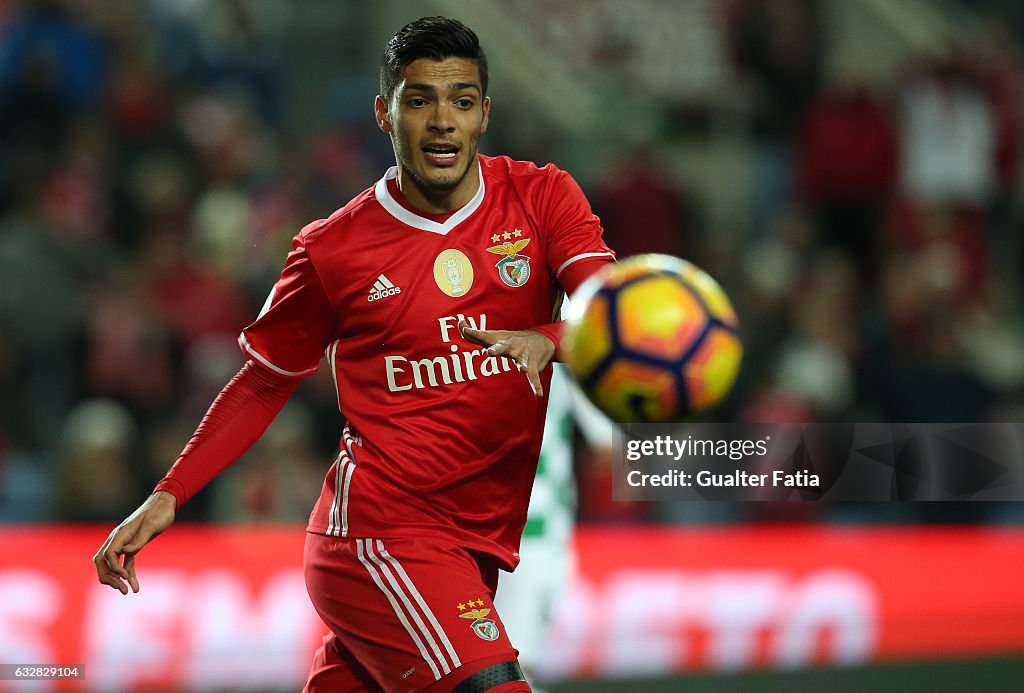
left=375, top=95, right=392, bottom=134
left=480, top=96, right=491, bottom=135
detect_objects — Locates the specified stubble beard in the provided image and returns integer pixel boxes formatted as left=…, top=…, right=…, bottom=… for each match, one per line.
left=399, top=137, right=479, bottom=200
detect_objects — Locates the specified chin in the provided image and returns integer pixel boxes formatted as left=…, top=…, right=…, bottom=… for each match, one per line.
left=428, top=176, right=461, bottom=191
left=421, top=168, right=466, bottom=192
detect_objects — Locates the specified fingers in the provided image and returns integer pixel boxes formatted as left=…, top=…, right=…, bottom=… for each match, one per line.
left=459, top=321, right=509, bottom=348
left=93, top=524, right=137, bottom=595
left=459, top=322, right=480, bottom=345
left=458, top=323, right=551, bottom=396
left=120, top=523, right=157, bottom=594
left=124, top=553, right=140, bottom=594
left=97, top=572, right=129, bottom=595
left=458, top=320, right=483, bottom=345
left=106, top=528, right=133, bottom=580
left=94, top=496, right=176, bottom=596
left=94, top=551, right=128, bottom=594
left=94, top=546, right=129, bottom=595
left=496, top=345, right=544, bottom=397
left=523, top=355, right=544, bottom=398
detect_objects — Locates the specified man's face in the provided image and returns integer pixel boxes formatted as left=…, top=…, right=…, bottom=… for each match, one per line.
left=376, top=57, right=490, bottom=209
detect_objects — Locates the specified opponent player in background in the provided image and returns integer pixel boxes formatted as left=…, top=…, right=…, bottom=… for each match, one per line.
left=93, top=16, right=614, bottom=693
left=494, top=362, right=613, bottom=690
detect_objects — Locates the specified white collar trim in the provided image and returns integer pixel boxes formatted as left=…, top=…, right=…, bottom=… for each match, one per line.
left=373, top=161, right=485, bottom=235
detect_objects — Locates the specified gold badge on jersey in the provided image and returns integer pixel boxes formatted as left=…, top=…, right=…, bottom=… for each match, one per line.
left=486, top=236, right=532, bottom=288
left=433, top=249, right=474, bottom=297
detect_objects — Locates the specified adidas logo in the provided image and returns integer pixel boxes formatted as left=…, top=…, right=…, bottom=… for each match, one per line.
left=368, top=274, right=402, bottom=302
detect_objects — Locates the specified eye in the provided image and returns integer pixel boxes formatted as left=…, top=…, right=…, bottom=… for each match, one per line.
left=407, top=98, right=427, bottom=108
left=455, top=98, right=474, bottom=109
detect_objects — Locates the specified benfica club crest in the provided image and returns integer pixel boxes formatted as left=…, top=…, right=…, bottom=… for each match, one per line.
left=486, top=238, right=532, bottom=288
left=458, top=603, right=500, bottom=641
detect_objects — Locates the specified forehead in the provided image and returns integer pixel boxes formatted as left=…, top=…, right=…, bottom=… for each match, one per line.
left=398, top=57, right=482, bottom=91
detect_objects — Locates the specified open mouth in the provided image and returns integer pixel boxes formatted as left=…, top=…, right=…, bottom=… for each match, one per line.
left=423, top=144, right=459, bottom=163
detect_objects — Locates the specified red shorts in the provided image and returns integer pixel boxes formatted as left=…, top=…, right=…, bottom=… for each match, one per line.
left=302, top=532, right=530, bottom=692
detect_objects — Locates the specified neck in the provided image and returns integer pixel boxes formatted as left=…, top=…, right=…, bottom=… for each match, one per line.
left=396, top=162, right=480, bottom=214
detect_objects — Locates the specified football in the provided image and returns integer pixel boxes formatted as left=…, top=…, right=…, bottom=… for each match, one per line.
left=563, top=254, right=742, bottom=423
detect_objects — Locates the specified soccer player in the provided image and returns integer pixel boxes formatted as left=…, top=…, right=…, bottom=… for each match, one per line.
left=93, top=15, right=614, bottom=693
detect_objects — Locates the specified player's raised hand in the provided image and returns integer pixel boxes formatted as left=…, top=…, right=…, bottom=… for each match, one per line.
left=459, top=321, right=555, bottom=397
left=93, top=490, right=177, bottom=595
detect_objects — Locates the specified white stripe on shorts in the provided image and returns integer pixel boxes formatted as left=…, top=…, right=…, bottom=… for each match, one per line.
left=365, top=540, right=455, bottom=675
left=376, top=540, right=462, bottom=668
left=355, top=539, right=443, bottom=681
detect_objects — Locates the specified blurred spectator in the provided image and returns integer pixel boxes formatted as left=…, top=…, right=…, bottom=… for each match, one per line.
left=965, top=9, right=1024, bottom=305
left=0, top=457, right=50, bottom=520
left=893, top=48, right=1002, bottom=302
left=728, top=0, right=824, bottom=237
left=743, top=250, right=859, bottom=422
left=957, top=286, right=1024, bottom=396
left=39, top=118, right=114, bottom=243
left=0, top=0, right=107, bottom=109
left=82, top=265, right=176, bottom=414
left=0, top=174, right=85, bottom=445
left=144, top=221, right=253, bottom=350
left=210, top=402, right=325, bottom=523
left=899, top=51, right=997, bottom=207
left=0, top=47, right=69, bottom=179
left=968, top=13, right=1021, bottom=197
left=143, top=0, right=289, bottom=130
left=52, top=399, right=141, bottom=522
left=0, top=1, right=107, bottom=214
left=730, top=0, right=823, bottom=140
left=0, top=420, right=51, bottom=522
left=865, top=249, right=997, bottom=422
left=797, top=71, right=898, bottom=288
left=594, top=144, right=690, bottom=259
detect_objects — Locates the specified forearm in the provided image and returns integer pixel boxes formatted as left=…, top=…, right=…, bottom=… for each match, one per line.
left=155, top=361, right=300, bottom=510
left=536, top=256, right=614, bottom=360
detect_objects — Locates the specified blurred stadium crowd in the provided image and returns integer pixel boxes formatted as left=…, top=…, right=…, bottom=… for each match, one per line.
left=2, top=0, right=1024, bottom=526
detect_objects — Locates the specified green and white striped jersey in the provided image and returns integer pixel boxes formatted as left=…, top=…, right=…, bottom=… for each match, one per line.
left=523, top=364, right=613, bottom=544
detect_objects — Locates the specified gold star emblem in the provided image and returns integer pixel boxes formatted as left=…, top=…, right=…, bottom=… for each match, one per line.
left=490, top=234, right=500, bottom=243
left=486, top=239, right=531, bottom=259
left=475, top=599, right=485, bottom=607
left=513, top=229, right=523, bottom=238
left=502, top=231, right=512, bottom=240
left=457, top=603, right=466, bottom=611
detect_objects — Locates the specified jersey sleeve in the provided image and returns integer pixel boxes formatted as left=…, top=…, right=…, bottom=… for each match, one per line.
left=154, top=362, right=300, bottom=509
left=541, top=167, right=616, bottom=282
left=239, top=237, right=337, bottom=377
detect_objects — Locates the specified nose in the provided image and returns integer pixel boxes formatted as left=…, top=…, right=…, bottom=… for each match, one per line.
left=428, top=103, right=456, bottom=133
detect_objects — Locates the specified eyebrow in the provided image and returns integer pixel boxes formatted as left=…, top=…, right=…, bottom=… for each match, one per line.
left=402, top=82, right=481, bottom=95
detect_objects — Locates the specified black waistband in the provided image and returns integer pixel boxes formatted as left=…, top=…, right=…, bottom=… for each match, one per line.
left=449, top=660, right=526, bottom=693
